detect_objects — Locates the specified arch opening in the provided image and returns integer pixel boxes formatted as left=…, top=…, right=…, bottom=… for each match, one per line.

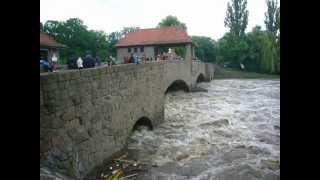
left=132, top=117, right=153, bottom=132
left=165, top=80, right=190, bottom=94
left=196, top=73, right=205, bottom=83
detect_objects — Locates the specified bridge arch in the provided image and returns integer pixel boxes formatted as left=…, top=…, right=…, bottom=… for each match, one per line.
left=165, top=79, right=190, bottom=94
left=132, top=116, right=153, bottom=131
left=196, top=73, right=205, bottom=83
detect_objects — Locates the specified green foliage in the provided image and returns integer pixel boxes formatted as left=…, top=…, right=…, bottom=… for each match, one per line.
left=217, top=32, right=249, bottom=68
left=244, top=26, right=264, bottom=72
left=265, top=0, right=280, bottom=34
left=158, top=15, right=187, bottom=30
left=121, top=27, right=139, bottom=36
left=42, top=18, right=139, bottom=63
left=260, top=33, right=279, bottom=74
left=224, top=0, right=249, bottom=38
left=217, top=27, right=279, bottom=74
left=174, top=47, right=186, bottom=58
left=218, top=0, right=280, bottom=74
left=106, top=27, right=139, bottom=57
left=191, top=36, right=216, bottom=62
left=157, top=16, right=187, bottom=57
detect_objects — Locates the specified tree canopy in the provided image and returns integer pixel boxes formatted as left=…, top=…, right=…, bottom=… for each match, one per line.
left=192, top=36, right=216, bottom=62
left=265, top=0, right=280, bottom=35
left=224, top=0, right=249, bottom=38
left=41, top=18, right=139, bottom=62
left=158, top=15, right=187, bottom=30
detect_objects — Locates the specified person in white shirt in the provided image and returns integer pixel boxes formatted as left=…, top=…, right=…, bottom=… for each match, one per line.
left=51, top=53, right=58, bottom=71
left=77, top=57, right=83, bottom=69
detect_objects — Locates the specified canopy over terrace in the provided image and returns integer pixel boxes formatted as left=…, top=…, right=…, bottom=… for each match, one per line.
left=115, top=27, right=195, bottom=63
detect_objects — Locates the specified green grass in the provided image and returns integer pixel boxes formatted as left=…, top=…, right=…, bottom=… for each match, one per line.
left=214, top=66, right=280, bottom=79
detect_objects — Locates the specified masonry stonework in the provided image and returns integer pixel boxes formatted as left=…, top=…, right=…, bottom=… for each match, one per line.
left=40, top=61, right=214, bottom=179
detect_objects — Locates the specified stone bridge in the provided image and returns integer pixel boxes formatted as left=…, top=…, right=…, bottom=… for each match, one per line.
left=40, top=60, right=215, bottom=179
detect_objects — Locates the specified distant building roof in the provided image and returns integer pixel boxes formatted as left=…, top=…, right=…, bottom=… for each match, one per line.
left=115, top=27, right=192, bottom=47
left=40, top=32, right=66, bottom=48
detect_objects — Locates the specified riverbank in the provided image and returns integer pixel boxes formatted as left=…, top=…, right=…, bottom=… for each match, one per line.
left=214, top=65, right=280, bottom=79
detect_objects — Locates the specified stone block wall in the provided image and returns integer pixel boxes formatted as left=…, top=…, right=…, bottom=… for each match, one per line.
left=40, top=63, right=165, bottom=179
left=163, top=60, right=192, bottom=92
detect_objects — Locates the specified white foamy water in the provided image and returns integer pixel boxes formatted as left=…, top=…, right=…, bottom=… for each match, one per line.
left=127, top=79, right=280, bottom=180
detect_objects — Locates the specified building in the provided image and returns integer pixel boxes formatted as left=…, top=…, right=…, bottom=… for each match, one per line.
left=40, top=32, right=66, bottom=62
left=115, top=27, right=195, bottom=63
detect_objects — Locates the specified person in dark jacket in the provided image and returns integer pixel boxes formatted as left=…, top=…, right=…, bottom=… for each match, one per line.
left=40, top=57, right=53, bottom=72
left=83, top=55, right=91, bottom=68
left=129, top=53, right=134, bottom=63
left=85, top=54, right=95, bottom=68
left=90, top=56, right=95, bottom=67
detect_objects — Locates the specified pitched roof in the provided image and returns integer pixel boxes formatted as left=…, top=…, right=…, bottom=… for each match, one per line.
left=115, top=27, right=192, bottom=47
left=40, top=32, right=66, bottom=48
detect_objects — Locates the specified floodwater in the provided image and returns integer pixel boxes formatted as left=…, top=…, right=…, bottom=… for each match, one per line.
left=127, top=79, right=280, bottom=180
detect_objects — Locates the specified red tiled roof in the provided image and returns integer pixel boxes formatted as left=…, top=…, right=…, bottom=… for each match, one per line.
left=40, top=32, right=66, bottom=48
left=115, top=27, right=192, bottom=47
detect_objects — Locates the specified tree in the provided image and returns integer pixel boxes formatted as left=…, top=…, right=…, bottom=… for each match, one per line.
left=121, top=27, right=139, bottom=37
left=244, top=26, right=265, bottom=72
left=40, top=22, right=44, bottom=32
left=264, top=0, right=280, bottom=34
left=191, top=36, right=216, bottom=62
left=158, top=15, right=187, bottom=30
left=157, top=16, right=187, bottom=57
left=275, top=6, right=280, bottom=36
left=260, top=32, right=279, bottom=74
left=106, top=27, right=139, bottom=57
left=217, top=32, right=249, bottom=68
left=224, top=0, right=249, bottom=38
left=43, top=18, right=112, bottom=62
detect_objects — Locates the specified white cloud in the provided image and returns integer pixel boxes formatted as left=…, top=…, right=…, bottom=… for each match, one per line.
left=40, top=0, right=271, bottom=40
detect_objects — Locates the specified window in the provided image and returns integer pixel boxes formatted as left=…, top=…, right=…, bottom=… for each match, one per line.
left=128, top=48, right=131, bottom=53
left=140, top=47, right=144, bottom=52
left=134, top=47, right=137, bottom=53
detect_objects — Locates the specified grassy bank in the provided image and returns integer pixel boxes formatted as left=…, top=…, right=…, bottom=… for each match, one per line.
left=214, top=65, right=280, bottom=79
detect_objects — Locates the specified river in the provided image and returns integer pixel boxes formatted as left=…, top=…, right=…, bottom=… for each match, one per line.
left=127, top=79, right=280, bottom=180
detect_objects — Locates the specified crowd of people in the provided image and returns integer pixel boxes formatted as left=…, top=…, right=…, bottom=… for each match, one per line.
left=40, top=49, right=189, bottom=73
left=67, top=54, right=105, bottom=70
left=123, top=48, right=184, bottom=64
left=40, top=53, right=117, bottom=72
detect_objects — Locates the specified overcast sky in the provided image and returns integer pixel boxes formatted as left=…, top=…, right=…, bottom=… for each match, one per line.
left=40, top=0, right=274, bottom=40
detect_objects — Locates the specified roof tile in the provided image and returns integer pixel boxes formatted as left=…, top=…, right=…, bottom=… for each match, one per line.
left=115, top=27, right=192, bottom=47
left=40, top=32, right=66, bottom=48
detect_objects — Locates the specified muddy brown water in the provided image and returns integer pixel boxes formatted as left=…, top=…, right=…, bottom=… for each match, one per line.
left=88, top=79, right=280, bottom=180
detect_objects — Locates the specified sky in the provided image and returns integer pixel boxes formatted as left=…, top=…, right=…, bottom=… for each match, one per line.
left=40, top=0, right=274, bottom=40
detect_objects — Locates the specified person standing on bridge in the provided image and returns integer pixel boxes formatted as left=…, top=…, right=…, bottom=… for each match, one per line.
left=128, top=54, right=133, bottom=64
left=40, top=57, right=53, bottom=72
left=77, top=57, right=83, bottom=70
left=51, top=53, right=58, bottom=72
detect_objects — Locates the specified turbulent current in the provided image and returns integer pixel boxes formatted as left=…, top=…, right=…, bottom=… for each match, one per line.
left=127, top=79, right=280, bottom=180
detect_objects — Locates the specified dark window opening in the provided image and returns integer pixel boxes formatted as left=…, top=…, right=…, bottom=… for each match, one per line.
left=140, top=47, right=144, bottom=52
left=128, top=48, right=131, bottom=53
left=134, top=47, right=137, bottom=53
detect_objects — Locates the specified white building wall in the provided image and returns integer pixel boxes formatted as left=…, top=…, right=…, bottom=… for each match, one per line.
left=117, top=46, right=155, bottom=63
